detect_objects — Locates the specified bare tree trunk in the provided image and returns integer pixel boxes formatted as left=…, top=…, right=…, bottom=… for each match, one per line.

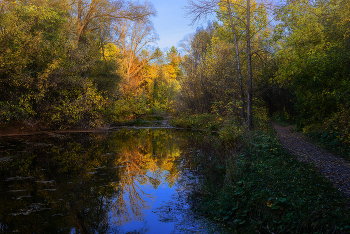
left=246, top=0, right=253, bottom=129
left=77, top=0, right=82, bottom=42
left=226, top=0, right=246, bottom=126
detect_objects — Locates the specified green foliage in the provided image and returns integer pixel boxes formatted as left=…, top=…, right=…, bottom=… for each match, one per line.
left=170, top=113, right=224, bottom=130
left=149, top=76, right=179, bottom=115
left=293, top=45, right=350, bottom=128
left=46, top=79, right=105, bottom=128
left=252, top=100, right=270, bottom=131
left=190, top=128, right=350, bottom=233
left=306, top=105, right=350, bottom=160
left=218, top=124, right=244, bottom=142
left=0, top=99, right=36, bottom=123
left=308, top=130, right=350, bottom=161
left=105, top=95, right=149, bottom=123
left=90, top=43, right=123, bottom=97
left=0, top=1, right=121, bottom=128
left=272, top=0, right=350, bottom=148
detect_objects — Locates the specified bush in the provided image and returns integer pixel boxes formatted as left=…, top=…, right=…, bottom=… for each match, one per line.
left=105, top=94, right=150, bottom=123
left=169, top=113, right=224, bottom=130
left=218, top=124, right=244, bottom=143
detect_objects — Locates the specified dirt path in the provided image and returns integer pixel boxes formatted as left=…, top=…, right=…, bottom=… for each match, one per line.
left=272, top=123, right=350, bottom=197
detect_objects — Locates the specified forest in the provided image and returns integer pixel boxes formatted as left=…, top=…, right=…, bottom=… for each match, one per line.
left=1, top=0, right=349, bottom=147
left=1, top=0, right=350, bottom=232
left=0, top=0, right=349, bottom=142
left=0, top=0, right=181, bottom=130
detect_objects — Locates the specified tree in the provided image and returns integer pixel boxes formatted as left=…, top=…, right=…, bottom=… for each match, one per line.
left=114, top=18, right=159, bottom=82
left=0, top=0, right=118, bottom=128
left=274, top=0, right=350, bottom=143
left=185, top=0, right=268, bottom=129
left=72, top=0, right=156, bottom=43
left=165, top=46, right=182, bottom=80
left=185, top=0, right=246, bottom=124
left=178, top=25, right=215, bottom=113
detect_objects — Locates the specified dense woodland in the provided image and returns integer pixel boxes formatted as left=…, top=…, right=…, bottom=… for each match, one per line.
left=1, top=1, right=350, bottom=232
left=0, top=0, right=349, bottom=145
left=0, top=0, right=181, bottom=129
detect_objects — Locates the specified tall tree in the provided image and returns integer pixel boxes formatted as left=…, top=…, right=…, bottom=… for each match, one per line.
left=185, top=0, right=246, bottom=124
left=185, top=0, right=268, bottom=129
left=178, top=26, right=214, bottom=113
left=114, top=18, right=158, bottom=81
left=246, top=0, right=253, bottom=129
left=223, top=0, right=246, bottom=125
left=72, top=0, right=156, bottom=43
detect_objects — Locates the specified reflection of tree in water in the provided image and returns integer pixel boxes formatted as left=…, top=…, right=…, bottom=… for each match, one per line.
left=0, top=133, right=122, bottom=233
left=0, top=129, right=187, bottom=233
left=112, top=150, right=153, bottom=226
left=109, top=129, right=184, bottom=226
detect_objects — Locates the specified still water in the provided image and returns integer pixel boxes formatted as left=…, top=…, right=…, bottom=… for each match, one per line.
left=0, top=128, right=226, bottom=234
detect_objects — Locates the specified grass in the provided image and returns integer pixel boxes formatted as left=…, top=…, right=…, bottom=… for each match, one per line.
left=169, top=113, right=224, bottom=131
left=111, top=114, right=165, bottom=127
left=271, top=112, right=350, bottom=161
left=188, top=124, right=350, bottom=233
left=303, top=130, right=350, bottom=161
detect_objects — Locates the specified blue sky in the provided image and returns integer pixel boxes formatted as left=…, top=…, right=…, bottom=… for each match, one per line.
left=150, top=0, right=196, bottom=50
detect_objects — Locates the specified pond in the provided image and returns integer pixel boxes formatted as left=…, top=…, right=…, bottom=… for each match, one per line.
left=0, top=128, right=228, bottom=234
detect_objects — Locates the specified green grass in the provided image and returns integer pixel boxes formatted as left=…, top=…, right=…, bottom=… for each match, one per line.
left=169, top=113, right=223, bottom=131
left=143, top=115, right=164, bottom=121
left=307, top=130, right=350, bottom=161
left=112, top=114, right=165, bottom=127
left=189, top=126, right=350, bottom=233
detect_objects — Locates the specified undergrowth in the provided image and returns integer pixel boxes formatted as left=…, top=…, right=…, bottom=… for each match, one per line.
left=307, top=130, right=350, bottom=161
left=111, top=114, right=165, bottom=127
left=189, top=126, right=350, bottom=233
left=169, top=113, right=224, bottom=131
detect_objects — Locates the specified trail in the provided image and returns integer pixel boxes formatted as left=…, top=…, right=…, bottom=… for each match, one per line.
left=273, top=123, right=350, bottom=197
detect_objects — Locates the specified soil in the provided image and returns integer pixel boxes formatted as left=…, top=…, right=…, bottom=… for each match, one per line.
left=0, top=121, right=43, bottom=136
left=273, top=123, right=350, bottom=197
left=0, top=117, right=173, bottom=137
left=0, top=121, right=110, bottom=137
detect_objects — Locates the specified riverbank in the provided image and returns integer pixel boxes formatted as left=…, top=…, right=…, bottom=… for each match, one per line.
left=170, top=114, right=350, bottom=233
left=3, top=115, right=350, bottom=233
left=273, top=123, right=350, bottom=198
left=0, top=115, right=170, bottom=137
left=0, top=121, right=112, bottom=137
left=190, top=128, right=350, bottom=233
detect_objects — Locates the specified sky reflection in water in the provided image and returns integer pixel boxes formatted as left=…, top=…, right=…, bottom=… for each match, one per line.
left=0, top=129, right=225, bottom=234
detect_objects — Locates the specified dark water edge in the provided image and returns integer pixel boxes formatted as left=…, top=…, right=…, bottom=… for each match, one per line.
left=0, top=129, right=229, bottom=234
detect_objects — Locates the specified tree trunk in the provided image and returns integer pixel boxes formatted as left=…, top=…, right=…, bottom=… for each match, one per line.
left=76, top=0, right=98, bottom=43
left=246, top=0, right=253, bottom=129
left=77, top=0, right=82, bottom=42
left=226, top=0, right=246, bottom=126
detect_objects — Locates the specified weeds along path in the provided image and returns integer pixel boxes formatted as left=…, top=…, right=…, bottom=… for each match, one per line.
left=273, top=123, right=350, bottom=197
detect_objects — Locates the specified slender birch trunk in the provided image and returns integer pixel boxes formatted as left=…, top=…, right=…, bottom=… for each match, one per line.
left=225, top=0, right=246, bottom=126
left=246, top=0, right=253, bottom=129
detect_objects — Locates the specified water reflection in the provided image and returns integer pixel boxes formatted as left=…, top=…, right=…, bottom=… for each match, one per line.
left=0, top=129, right=212, bottom=233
